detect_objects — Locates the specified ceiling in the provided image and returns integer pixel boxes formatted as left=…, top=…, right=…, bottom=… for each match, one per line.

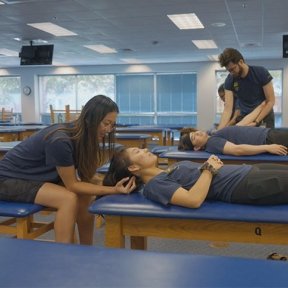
left=0, top=0, right=287, bottom=67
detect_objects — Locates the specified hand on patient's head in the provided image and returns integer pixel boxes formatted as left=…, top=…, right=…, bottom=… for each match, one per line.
left=103, top=147, right=131, bottom=186
left=115, top=176, right=137, bottom=194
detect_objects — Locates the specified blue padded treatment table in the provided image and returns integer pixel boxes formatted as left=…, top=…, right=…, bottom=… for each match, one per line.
left=0, top=200, right=43, bottom=217
left=151, top=145, right=178, bottom=155
left=89, top=191, right=288, bottom=250
left=0, top=201, right=54, bottom=239
left=159, top=149, right=288, bottom=165
left=0, top=125, right=46, bottom=141
left=116, top=126, right=172, bottom=145
left=94, top=151, right=288, bottom=173
left=0, top=140, right=21, bottom=152
left=0, top=141, right=21, bottom=158
left=115, top=133, right=152, bottom=148
left=1, top=238, right=288, bottom=288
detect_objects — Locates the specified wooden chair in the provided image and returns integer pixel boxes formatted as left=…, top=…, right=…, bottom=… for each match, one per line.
left=50, top=105, right=81, bottom=124
left=49, top=104, right=68, bottom=124
left=1, top=108, right=13, bottom=122
left=65, top=105, right=82, bottom=122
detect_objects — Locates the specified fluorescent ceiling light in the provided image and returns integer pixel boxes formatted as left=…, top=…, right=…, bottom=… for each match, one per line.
left=84, top=45, right=117, bottom=54
left=192, top=40, right=218, bottom=49
left=0, top=1, right=5, bottom=4
left=0, top=48, right=18, bottom=57
left=27, top=22, right=77, bottom=36
left=167, top=13, right=204, bottom=29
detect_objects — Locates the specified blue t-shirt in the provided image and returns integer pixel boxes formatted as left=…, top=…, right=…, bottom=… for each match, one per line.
left=205, top=126, right=269, bottom=154
left=143, top=161, right=251, bottom=205
left=224, top=65, right=273, bottom=115
left=0, top=124, right=75, bottom=183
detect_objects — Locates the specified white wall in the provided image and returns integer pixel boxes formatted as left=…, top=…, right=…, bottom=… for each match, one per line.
left=0, top=58, right=287, bottom=128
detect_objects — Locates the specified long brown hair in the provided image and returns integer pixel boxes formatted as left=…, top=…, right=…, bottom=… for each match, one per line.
left=103, top=146, right=143, bottom=189
left=48, top=95, right=119, bottom=181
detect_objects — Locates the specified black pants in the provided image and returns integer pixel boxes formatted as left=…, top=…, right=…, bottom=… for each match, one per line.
left=262, top=109, right=275, bottom=128
left=266, top=128, right=288, bottom=147
left=231, top=164, right=288, bottom=205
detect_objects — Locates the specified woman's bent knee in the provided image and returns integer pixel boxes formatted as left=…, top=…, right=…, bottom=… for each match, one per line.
left=35, top=182, right=79, bottom=210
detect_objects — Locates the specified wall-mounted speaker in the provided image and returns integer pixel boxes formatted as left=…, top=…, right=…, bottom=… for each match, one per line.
left=283, top=35, right=288, bottom=58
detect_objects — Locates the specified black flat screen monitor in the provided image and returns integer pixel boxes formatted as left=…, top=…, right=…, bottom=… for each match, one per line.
left=283, top=35, right=288, bottom=58
left=19, top=44, right=54, bottom=65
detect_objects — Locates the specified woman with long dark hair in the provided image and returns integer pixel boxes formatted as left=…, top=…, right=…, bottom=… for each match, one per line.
left=0, top=95, right=135, bottom=244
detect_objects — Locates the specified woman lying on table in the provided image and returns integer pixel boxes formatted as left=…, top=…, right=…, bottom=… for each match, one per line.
left=103, top=147, right=288, bottom=208
left=178, top=126, right=288, bottom=156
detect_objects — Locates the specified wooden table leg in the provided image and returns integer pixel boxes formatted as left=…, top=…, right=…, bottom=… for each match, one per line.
left=130, top=236, right=147, bottom=250
left=105, top=216, right=125, bottom=248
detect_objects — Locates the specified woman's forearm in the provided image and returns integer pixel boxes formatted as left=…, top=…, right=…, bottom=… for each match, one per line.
left=69, top=180, right=117, bottom=196
left=171, top=170, right=213, bottom=208
left=187, top=170, right=213, bottom=207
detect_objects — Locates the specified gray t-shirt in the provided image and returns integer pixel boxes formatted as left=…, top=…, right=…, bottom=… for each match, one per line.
left=143, top=161, right=252, bottom=205
left=0, top=124, right=75, bottom=183
left=205, top=126, right=270, bottom=154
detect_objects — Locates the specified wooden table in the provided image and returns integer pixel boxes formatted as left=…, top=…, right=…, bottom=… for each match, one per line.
left=89, top=192, right=288, bottom=251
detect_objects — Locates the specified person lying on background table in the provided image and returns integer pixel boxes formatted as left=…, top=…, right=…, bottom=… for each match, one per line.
left=178, top=126, right=288, bottom=156
left=217, top=83, right=240, bottom=127
left=103, top=147, right=288, bottom=208
left=217, top=83, right=266, bottom=127
left=0, top=95, right=136, bottom=245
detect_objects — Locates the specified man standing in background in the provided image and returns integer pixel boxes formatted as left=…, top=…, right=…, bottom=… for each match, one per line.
left=217, top=48, right=275, bottom=129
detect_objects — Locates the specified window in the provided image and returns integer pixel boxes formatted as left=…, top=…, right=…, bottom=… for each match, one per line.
left=77, top=75, right=115, bottom=108
left=0, top=76, right=21, bottom=113
left=116, top=74, right=154, bottom=125
left=39, top=75, right=77, bottom=113
left=156, top=73, right=197, bottom=125
left=39, top=74, right=115, bottom=123
left=39, top=73, right=197, bottom=126
left=116, top=73, right=197, bottom=125
left=215, top=69, right=283, bottom=127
